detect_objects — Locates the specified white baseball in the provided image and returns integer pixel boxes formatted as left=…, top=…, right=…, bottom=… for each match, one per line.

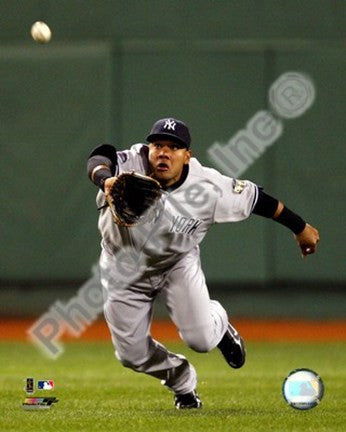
left=31, top=21, right=52, bottom=44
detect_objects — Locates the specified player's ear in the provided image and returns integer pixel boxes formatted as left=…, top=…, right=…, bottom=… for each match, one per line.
left=184, top=149, right=192, bottom=164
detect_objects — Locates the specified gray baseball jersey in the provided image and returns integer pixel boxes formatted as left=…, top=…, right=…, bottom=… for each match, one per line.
left=97, top=143, right=258, bottom=395
left=97, top=143, right=258, bottom=278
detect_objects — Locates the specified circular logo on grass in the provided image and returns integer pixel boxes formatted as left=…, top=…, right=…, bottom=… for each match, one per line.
left=282, top=368, right=324, bottom=410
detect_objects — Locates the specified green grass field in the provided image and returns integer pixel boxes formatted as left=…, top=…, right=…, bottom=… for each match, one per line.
left=1, top=341, right=345, bottom=432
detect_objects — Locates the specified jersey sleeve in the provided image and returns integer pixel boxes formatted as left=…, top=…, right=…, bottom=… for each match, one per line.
left=116, top=144, right=149, bottom=174
left=213, top=175, right=259, bottom=223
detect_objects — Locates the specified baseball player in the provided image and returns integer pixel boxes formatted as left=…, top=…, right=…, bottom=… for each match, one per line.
left=87, top=118, right=319, bottom=409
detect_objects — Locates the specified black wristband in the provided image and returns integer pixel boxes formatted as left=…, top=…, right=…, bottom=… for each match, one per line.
left=274, top=206, right=306, bottom=235
left=252, top=189, right=279, bottom=218
left=88, top=144, right=118, bottom=173
left=93, top=167, right=111, bottom=191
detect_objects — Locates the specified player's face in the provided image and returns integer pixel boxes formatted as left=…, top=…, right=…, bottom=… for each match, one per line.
left=148, top=141, right=191, bottom=187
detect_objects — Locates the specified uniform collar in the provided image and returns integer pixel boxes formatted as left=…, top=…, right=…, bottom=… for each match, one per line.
left=163, top=165, right=189, bottom=193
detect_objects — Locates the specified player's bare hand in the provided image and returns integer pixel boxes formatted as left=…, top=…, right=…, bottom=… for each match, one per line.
left=294, top=223, right=320, bottom=258
left=104, top=177, right=117, bottom=198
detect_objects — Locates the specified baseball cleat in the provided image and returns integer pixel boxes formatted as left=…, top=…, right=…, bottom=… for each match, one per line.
left=174, top=390, right=202, bottom=409
left=217, top=321, right=246, bottom=368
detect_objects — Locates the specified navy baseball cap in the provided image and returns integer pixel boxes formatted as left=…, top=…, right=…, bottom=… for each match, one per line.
left=146, top=118, right=191, bottom=149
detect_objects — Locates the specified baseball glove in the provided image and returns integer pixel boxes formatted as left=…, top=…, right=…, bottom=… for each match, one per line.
left=106, top=171, right=162, bottom=227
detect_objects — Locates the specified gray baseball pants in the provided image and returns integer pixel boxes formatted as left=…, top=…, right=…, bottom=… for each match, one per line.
left=100, top=246, right=228, bottom=395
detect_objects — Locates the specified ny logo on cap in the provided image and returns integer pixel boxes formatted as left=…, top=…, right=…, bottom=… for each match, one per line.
left=163, top=119, right=176, bottom=130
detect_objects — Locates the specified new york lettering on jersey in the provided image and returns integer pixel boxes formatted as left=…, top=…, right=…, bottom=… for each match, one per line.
left=170, top=216, right=203, bottom=235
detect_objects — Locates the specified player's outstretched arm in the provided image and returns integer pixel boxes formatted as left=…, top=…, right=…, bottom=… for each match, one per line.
left=272, top=202, right=320, bottom=258
left=252, top=190, right=320, bottom=259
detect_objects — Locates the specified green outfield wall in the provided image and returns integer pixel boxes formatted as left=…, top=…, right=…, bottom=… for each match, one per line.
left=0, top=1, right=345, bottom=315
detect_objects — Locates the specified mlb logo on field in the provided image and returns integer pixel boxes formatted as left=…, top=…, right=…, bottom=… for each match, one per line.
left=37, top=380, right=54, bottom=390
